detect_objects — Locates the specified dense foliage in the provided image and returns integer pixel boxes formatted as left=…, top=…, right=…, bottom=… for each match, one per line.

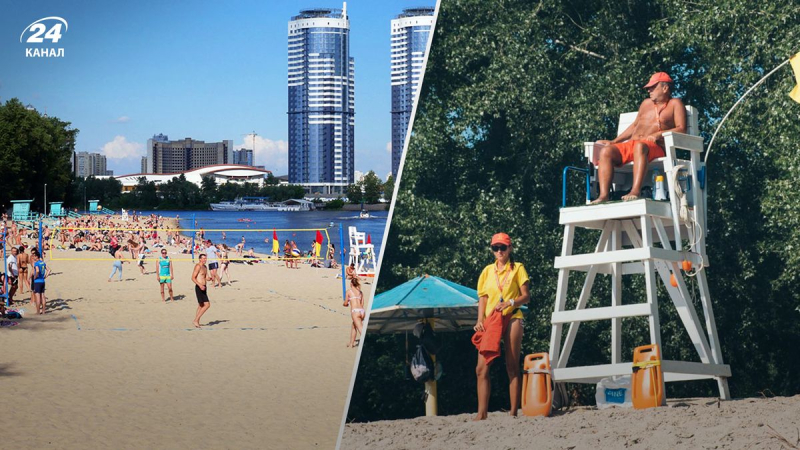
left=0, top=98, right=76, bottom=212
left=346, top=171, right=392, bottom=204
left=349, top=0, right=800, bottom=421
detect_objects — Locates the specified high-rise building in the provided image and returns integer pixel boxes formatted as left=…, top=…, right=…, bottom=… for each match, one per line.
left=391, top=7, right=435, bottom=178
left=233, top=149, right=254, bottom=166
left=141, top=156, right=148, bottom=174
left=288, top=4, right=355, bottom=195
left=73, top=151, right=108, bottom=178
left=146, top=135, right=233, bottom=174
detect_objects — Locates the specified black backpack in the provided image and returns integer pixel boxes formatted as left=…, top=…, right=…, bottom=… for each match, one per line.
left=410, top=345, right=434, bottom=383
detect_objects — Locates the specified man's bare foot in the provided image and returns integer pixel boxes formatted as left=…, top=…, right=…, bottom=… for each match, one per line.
left=590, top=196, right=610, bottom=205
left=193, top=321, right=201, bottom=328
left=622, top=192, right=641, bottom=201
left=473, top=414, right=488, bottom=421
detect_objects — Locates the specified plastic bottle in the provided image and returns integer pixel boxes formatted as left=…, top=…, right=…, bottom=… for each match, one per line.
left=654, top=174, right=667, bottom=201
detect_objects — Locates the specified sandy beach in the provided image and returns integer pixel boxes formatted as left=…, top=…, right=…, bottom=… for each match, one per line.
left=341, top=395, right=800, bottom=449
left=2, top=219, right=361, bottom=449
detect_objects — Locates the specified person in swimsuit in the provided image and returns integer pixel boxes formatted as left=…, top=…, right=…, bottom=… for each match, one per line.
left=31, top=251, right=50, bottom=314
left=592, top=72, right=687, bottom=203
left=16, top=246, right=30, bottom=294
left=344, top=278, right=366, bottom=348
left=473, top=232, right=531, bottom=420
left=219, top=244, right=231, bottom=285
left=156, top=249, right=174, bottom=302
left=192, top=253, right=211, bottom=328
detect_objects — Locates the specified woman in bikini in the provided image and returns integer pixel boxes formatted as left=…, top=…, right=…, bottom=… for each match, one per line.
left=219, top=244, right=231, bottom=285
left=344, top=278, right=365, bottom=348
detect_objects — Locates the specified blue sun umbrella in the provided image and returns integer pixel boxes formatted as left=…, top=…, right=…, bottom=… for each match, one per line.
left=368, top=275, right=482, bottom=334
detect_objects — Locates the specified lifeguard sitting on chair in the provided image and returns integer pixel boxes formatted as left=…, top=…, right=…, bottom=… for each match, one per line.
left=592, top=72, right=687, bottom=203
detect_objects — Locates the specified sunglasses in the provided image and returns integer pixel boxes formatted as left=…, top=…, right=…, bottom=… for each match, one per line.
left=491, top=244, right=508, bottom=252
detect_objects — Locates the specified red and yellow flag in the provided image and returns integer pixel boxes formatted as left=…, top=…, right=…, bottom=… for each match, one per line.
left=272, top=229, right=279, bottom=254
left=789, top=52, right=800, bottom=103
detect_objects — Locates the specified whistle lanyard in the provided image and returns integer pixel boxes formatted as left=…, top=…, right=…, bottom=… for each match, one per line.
left=494, top=263, right=512, bottom=301
left=653, top=99, right=668, bottom=132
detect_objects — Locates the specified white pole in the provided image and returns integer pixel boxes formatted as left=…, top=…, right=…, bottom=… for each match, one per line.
left=44, top=183, right=47, bottom=216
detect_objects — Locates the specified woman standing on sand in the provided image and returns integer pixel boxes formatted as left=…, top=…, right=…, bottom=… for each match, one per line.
left=109, top=248, right=126, bottom=282
left=344, top=278, right=365, bottom=348
left=473, top=232, right=530, bottom=420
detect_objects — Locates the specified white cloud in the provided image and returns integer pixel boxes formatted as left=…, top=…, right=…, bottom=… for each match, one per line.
left=385, top=141, right=392, bottom=154
left=101, top=135, right=144, bottom=159
left=112, top=116, right=130, bottom=123
left=237, top=134, right=288, bottom=174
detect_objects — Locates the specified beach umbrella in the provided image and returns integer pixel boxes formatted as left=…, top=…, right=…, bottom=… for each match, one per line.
left=272, top=229, right=279, bottom=254
left=367, top=275, right=481, bottom=417
left=368, top=275, right=480, bottom=334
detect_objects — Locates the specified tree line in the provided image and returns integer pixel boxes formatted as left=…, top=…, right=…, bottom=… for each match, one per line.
left=67, top=175, right=306, bottom=211
left=348, top=0, right=800, bottom=422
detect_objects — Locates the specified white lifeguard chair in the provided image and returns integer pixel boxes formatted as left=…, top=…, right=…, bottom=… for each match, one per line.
left=551, top=106, right=731, bottom=401
left=348, top=226, right=376, bottom=277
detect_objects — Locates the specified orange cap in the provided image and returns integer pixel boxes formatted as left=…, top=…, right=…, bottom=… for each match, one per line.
left=491, top=233, right=511, bottom=246
left=643, top=72, right=673, bottom=89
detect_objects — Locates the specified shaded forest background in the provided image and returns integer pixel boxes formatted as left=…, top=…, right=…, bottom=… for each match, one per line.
left=348, top=0, right=800, bottom=421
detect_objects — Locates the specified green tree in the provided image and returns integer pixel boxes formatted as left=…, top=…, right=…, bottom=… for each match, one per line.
left=362, top=171, right=383, bottom=204
left=346, top=182, right=363, bottom=204
left=383, top=174, right=395, bottom=201
left=348, top=0, right=800, bottom=422
left=0, top=98, right=76, bottom=212
left=200, top=175, right=217, bottom=202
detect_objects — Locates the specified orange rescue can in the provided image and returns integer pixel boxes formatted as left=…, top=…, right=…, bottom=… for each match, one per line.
left=521, top=352, right=552, bottom=417
left=631, top=344, right=664, bottom=409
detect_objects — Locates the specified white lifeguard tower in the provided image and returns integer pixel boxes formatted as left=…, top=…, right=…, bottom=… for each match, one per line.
left=551, top=106, right=730, bottom=402
left=348, top=226, right=376, bottom=277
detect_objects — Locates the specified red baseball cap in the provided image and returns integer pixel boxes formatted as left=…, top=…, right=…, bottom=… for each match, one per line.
left=490, top=233, right=511, bottom=246
left=643, top=72, right=673, bottom=89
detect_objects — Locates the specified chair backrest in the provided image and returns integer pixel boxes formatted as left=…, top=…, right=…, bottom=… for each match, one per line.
left=617, top=105, right=699, bottom=137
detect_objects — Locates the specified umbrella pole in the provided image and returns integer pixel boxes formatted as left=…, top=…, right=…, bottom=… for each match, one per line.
left=425, top=317, right=438, bottom=416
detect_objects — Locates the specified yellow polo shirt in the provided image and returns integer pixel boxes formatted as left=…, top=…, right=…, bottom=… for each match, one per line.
left=477, top=262, right=529, bottom=320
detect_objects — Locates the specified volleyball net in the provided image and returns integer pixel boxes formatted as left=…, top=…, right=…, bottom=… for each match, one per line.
left=47, top=226, right=335, bottom=263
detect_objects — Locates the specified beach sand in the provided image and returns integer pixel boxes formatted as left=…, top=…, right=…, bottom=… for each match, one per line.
left=2, top=225, right=360, bottom=449
left=341, top=395, right=800, bottom=449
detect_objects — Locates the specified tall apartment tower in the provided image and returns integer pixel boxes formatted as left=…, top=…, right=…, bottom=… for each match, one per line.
left=288, top=4, right=355, bottom=194
left=233, top=149, right=254, bottom=166
left=390, top=7, right=435, bottom=178
left=73, top=151, right=108, bottom=178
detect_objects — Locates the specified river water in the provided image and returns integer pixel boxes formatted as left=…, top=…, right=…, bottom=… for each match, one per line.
left=137, top=209, right=388, bottom=258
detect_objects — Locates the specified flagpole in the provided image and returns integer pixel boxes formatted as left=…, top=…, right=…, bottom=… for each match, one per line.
left=705, top=58, right=792, bottom=164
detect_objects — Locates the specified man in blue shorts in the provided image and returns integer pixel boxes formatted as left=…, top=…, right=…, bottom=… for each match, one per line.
left=31, top=250, right=50, bottom=315
left=156, top=248, right=174, bottom=302
left=205, top=240, right=221, bottom=288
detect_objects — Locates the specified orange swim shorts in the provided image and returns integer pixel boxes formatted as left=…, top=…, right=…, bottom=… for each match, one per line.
left=614, top=140, right=665, bottom=166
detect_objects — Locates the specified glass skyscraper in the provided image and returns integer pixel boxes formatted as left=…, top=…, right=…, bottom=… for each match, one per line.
left=288, top=4, right=355, bottom=193
left=390, top=7, right=435, bottom=178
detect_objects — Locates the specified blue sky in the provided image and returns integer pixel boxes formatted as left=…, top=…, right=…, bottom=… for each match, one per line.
left=0, top=0, right=435, bottom=180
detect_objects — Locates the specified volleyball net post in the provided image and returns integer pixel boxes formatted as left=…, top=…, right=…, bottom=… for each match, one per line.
left=191, top=213, right=196, bottom=263
left=340, top=222, right=346, bottom=302
left=2, top=228, right=7, bottom=307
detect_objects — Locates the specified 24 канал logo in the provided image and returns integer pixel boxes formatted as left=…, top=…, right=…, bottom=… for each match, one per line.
left=20, top=16, right=68, bottom=58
